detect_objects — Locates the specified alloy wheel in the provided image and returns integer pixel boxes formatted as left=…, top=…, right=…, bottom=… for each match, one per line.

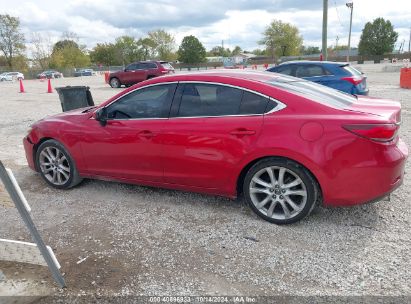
left=39, top=146, right=71, bottom=186
left=249, top=166, right=307, bottom=220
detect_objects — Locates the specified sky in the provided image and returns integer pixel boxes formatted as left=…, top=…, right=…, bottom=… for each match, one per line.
left=1, top=0, right=410, bottom=53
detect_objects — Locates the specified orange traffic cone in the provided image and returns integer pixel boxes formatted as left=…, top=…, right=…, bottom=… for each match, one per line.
left=19, top=79, right=25, bottom=93
left=47, top=78, right=53, bottom=93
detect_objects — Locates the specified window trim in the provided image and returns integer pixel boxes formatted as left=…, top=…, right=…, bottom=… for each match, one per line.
left=169, top=81, right=286, bottom=119
left=100, top=81, right=286, bottom=121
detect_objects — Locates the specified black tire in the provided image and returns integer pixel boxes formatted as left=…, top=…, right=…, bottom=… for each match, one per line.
left=35, top=139, right=82, bottom=189
left=109, top=77, right=121, bottom=88
left=243, top=157, right=318, bottom=225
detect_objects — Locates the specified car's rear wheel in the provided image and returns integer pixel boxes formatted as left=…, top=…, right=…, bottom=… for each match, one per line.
left=109, top=77, right=121, bottom=88
left=243, top=157, right=318, bottom=225
left=35, top=140, right=82, bottom=189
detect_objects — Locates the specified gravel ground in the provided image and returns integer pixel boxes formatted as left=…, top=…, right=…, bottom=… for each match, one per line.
left=0, top=65, right=410, bottom=299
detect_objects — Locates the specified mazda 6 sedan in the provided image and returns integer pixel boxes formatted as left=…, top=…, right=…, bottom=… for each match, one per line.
left=23, top=70, right=408, bottom=224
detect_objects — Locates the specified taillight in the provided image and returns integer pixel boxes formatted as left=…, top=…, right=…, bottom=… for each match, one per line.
left=343, top=123, right=399, bottom=142
left=341, top=76, right=363, bottom=85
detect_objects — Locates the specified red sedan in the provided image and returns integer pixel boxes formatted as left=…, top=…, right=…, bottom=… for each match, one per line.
left=23, top=71, right=408, bottom=224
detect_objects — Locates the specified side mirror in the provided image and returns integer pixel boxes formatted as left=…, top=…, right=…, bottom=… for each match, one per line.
left=93, top=108, right=108, bottom=126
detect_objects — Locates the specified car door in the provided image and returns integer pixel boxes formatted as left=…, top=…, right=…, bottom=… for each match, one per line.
left=80, top=83, right=177, bottom=182
left=133, top=63, right=149, bottom=82
left=162, top=82, right=269, bottom=190
left=121, top=63, right=138, bottom=85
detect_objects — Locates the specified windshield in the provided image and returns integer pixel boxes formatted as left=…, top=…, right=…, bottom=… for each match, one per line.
left=343, top=65, right=362, bottom=76
left=266, top=78, right=357, bottom=108
left=160, top=62, right=174, bottom=70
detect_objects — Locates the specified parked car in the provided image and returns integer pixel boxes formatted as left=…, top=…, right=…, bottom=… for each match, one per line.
left=108, top=61, right=174, bottom=88
left=74, top=69, right=94, bottom=77
left=23, top=71, right=407, bottom=224
left=267, top=61, right=369, bottom=95
left=0, top=72, right=24, bottom=81
left=37, top=70, right=63, bottom=79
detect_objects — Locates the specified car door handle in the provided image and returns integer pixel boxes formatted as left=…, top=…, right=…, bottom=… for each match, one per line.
left=138, top=130, right=155, bottom=138
left=230, top=128, right=256, bottom=136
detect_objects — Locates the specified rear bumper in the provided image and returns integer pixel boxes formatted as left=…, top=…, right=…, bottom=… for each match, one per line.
left=323, top=138, right=408, bottom=207
left=354, top=87, right=369, bottom=95
left=23, top=136, right=36, bottom=171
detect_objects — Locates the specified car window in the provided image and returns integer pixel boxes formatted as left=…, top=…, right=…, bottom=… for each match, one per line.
left=266, top=79, right=356, bottom=108
left=275, top=65, right=294, bottom=76
left=106, top=84, right=175, bottom=119
left=126, top=64, right=138, bottom=71
left=160, top=62, right=174, bottom=70
left=343, top=65, right=362, bottom=76
left=177, top=84, right=243, bottom=117
left=295, top=65, right=326, bottom=77
left=135, top=63, right=148, bottom=70
left=145, top=62, right=157, bottom=69
left=239, top=91, right=272, bottom=115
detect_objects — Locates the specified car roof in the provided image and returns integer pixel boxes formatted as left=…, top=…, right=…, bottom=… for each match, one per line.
left=146, top=70, right=299, bottom=84
left=279, top=60, right=348, bottom=66
left=102, top=70, right=303, bottom=108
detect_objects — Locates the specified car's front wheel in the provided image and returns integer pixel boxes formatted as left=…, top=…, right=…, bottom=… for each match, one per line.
left=243, top=157, right=319, bottom=225
left=109, top=77, right=121, bottom=88
left=35, top=140, right=82, bottom=189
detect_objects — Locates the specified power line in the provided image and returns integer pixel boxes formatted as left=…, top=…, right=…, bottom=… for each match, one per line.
left=334, top=0, right=344, bottom=29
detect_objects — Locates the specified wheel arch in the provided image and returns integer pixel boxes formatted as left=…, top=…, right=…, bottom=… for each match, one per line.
left=236, top=155, right=323, bottom=203
left=109, top=76, right=121, bottom=83
left=33, top=137, right=56, bottom=171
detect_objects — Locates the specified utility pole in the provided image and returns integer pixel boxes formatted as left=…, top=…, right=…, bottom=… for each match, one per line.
left=322, top=0, right=328, bottom=60
left=346, top=2, right=353, bottom=62
left=408, top=26, right=411, bottom=53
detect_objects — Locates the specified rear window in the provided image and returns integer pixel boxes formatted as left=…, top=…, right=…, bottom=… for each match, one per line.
left=145, top=62, right=158, bottom=69
left=342, top=65, right=362, bottom=76
left=266, top=79, right=357, bottom=108
left=160, top=62, right=174, bottom=70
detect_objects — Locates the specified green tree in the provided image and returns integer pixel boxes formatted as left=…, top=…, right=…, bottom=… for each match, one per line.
left=231, top=46, right=243, bottom=56
left=208, top=46, right=231, bottom=57
left=252, top=49, right=267, bottom=56
left=137, top=37, right=156, bottom=60
left=177, top=35, right=206, bottom=64
left=114, top=36, right=142, bottom=65
left=50, top=40, right=90, bottom=68
left=0, top=14, right=25, bottom=69
left=300, top=45, right=321, bottom=55
left=148, top=29, right=176, bottom=61
left=259, top=20, right=303, bottom=59
left=358, top=18, right=398, bottom=55
left=52, top=39, right=79, bottom=53
left=90, top=43, right=118, bottom=66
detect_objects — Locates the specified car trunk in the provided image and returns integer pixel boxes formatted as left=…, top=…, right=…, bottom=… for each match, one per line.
left=349, top=96, right=401, bottom=123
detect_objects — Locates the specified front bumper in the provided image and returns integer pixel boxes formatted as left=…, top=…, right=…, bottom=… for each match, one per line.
left=23, top=136, right=36, bottom=171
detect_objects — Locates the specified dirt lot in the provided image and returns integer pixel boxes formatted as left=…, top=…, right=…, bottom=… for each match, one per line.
left=0, top=66, right=411, bottom=300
